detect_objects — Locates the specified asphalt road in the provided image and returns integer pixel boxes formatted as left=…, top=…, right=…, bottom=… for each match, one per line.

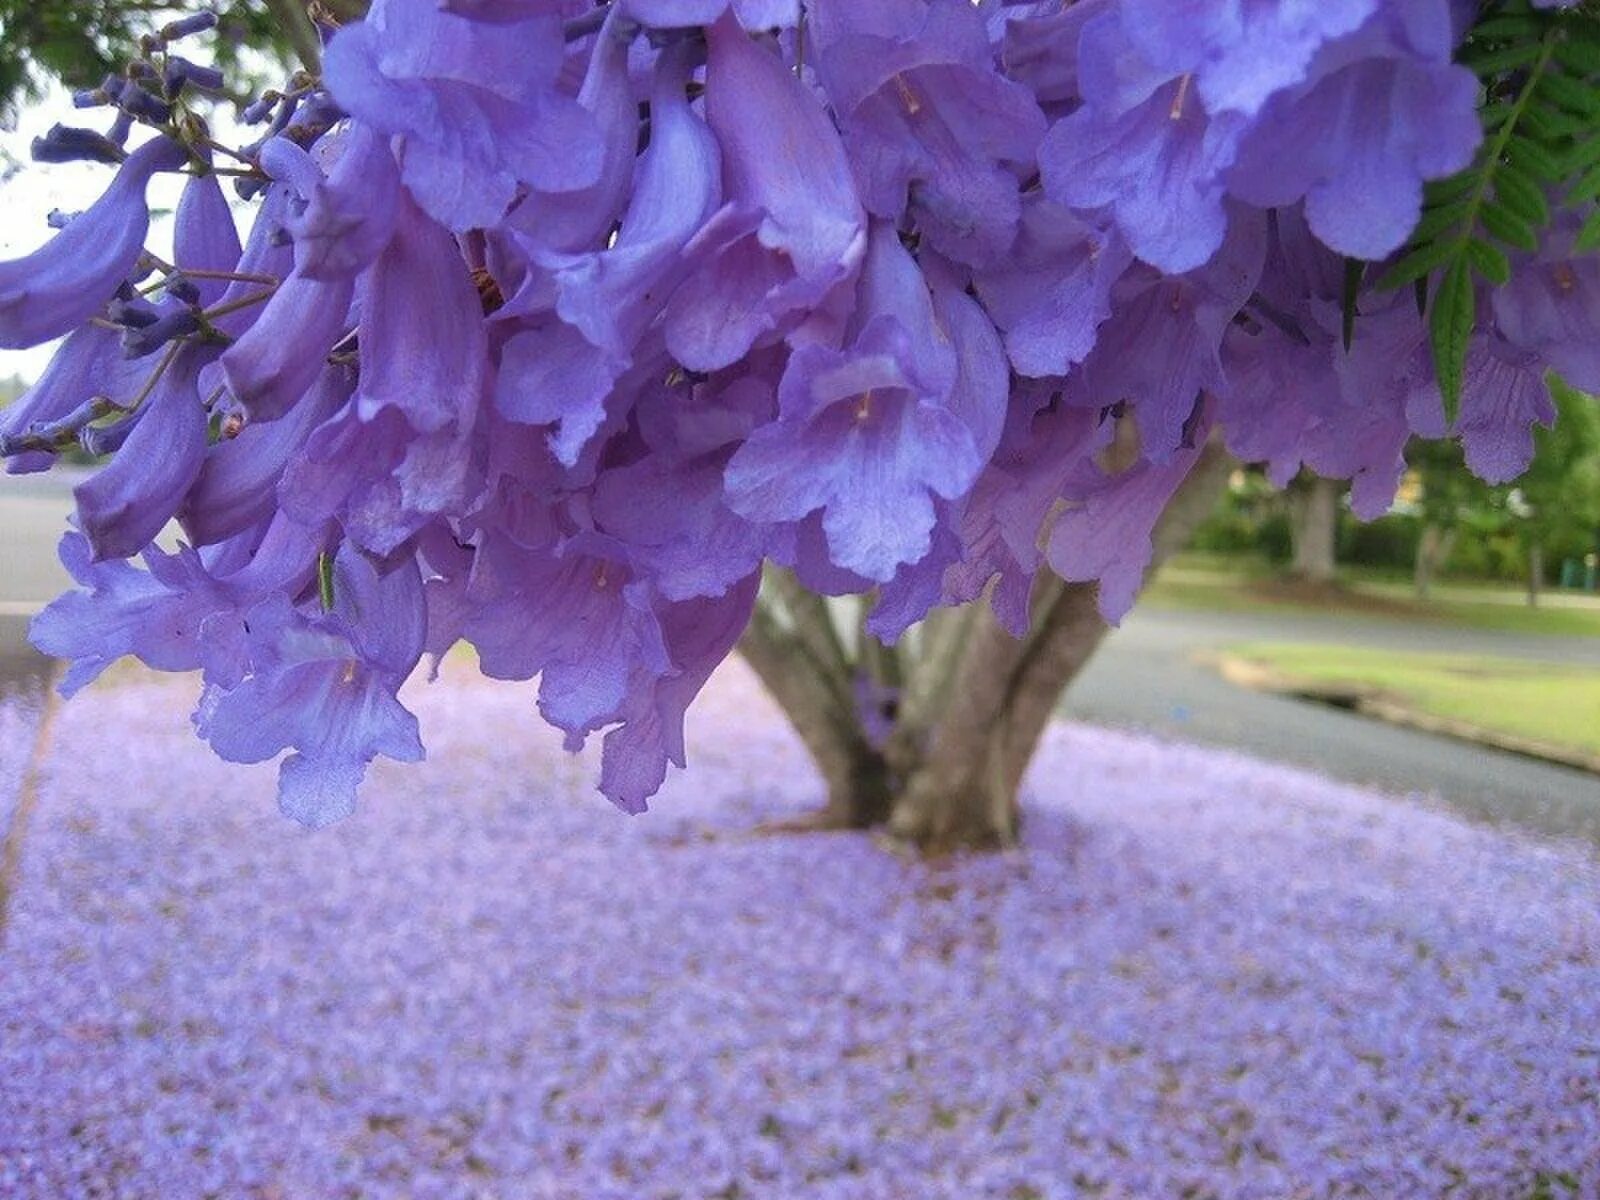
left=1066, top=606, right=1600, bottom=845
left=0, top=471, right=77, bottom=695
left=3, top=470, right=1599, bottom=844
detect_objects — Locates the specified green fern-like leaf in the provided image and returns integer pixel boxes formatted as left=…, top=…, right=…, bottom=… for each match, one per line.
left=1369, top=0, right=1600, bottom=417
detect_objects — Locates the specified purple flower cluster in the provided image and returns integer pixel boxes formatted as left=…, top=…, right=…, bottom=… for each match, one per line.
left=1, top=664, right=1597, bottom=1197
left=2, top=0, right=1597, bottom=819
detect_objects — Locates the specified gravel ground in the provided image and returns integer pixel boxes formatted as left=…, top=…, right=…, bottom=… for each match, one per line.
left=0, top=662, right=1596, bottom=1199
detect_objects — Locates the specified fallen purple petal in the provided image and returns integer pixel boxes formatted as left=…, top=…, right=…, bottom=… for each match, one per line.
left=1, top=664, right=1595, bottom=1198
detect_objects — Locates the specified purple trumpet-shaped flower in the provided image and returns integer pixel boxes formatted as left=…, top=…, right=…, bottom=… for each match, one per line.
left=1491, top=211, right=1600, bottom=395
left=259, top=124, right=403, bottom=283
left=598, top=573, right=760, bottom=813
left=620, top=0, right=799, bottom=30
left=323, top=0, right=601, bottom=231
left=1079, top=206, right=1266, bottom=461
left=592, top=372, right=774, bottom=601
left=219, top=269, right=355, bottom=425
left=1038, top=13, right=1246, bottom=274
left=1118, top=0, right=1376, bottom=118
left=496, top=45, right=722, bottom=463
left=0, top=324, right=148, bottom=473
left=1319, top=293, right=1444, bottom=518
left=182, top=368, right=348, bottom=546
left=999, top=0, right=1110, bottom=109
left=356, top=194, right=487, bottom=435
left=724, top=225, right=985, bottom=582
left=862, top=506, right=969, bottom=643
left=1226, top=21, right=1482, bottom=260
left=1047, top=407, right=1218, bottom=623
left=943, top=391, right=1112, bottom=637
left=173, top=171, right=243, bottom=307
left=0, top=135, right=185, bottom=348
left=73, top=349, right=209, bottom=561
left=505, top=11, right=638, bottom=254
left=279, top=401, right=479, bottom=558
left=974, top=195, right=1132, bottom=378
left=664, top=13, right=867, bottom=371
left=217, top=135, right=408, bottom=425
left=439, top=532, right=672, bottom=744
left=195, top=545, right=426, bottom=828
left=30, top=515, right=323, bottom=695
left=1454, top=334, right=1558, bottom=485
left=808, top=0, right=1048, bottom=266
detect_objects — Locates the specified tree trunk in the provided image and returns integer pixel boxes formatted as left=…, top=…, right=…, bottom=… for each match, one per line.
left=1528, top=542, right=1545, bottom=608
left=885, top=441, right=1237, bottom=851
left=739, top=439, right=1237, bottom=853
left=885, top=580, right=1107, bottom=853
left=736, top=574, right=892, bottom=829
left=1413, top=524, right=1457, bottom=600
left=1289, top=474, right=1341, bottom=585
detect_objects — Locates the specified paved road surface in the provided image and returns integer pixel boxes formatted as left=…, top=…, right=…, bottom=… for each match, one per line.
left=4, top=471, right=1599, bottom=843
left=0, top=471, right=76, bottom=694
left=1067, top=606, right=1600, bottom=844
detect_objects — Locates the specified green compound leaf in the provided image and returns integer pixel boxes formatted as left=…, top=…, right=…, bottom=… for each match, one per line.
left=1465, top=238, right=1511, bottom=285
left=1576, top=206, right=1600, bottom=253
left=1429, top=260, right=1476, bottom=425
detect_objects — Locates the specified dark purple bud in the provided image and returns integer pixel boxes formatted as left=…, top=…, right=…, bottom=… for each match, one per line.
left=0, top=395, right=102, bottom=455
left=79, top=412, right=140, bottom=457
left=108, top=296, right=161, bottom=328
left=160, top=11, right=218, bottom=41
left=165, top=55, right=226, bottom=96
left=122, top=309, right=201, bottom=358
left=234, top=176, right=270, bottom=202
left=242, top=92, right=280, bottom=126
left=164, top=273, right=202, bottom=305
left=119, top=82, right=172, bottom=124
left=106, top=110, right=134, bottom=146
left=31, top=124, right=126, bottom=166
left=268, top=93, right=302, bottom=135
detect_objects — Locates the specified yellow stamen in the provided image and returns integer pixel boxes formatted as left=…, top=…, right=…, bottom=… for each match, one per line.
left=1170, top=73, right=1193, bottom=121
left=893, top=74, right=922, bottom=116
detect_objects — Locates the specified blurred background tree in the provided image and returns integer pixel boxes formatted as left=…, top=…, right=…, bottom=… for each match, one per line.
left=0, top=3, right=279, bottom=119
left=0, top=1, right=370, bottom=121
left=1193, top=386, right=1600, bottom=602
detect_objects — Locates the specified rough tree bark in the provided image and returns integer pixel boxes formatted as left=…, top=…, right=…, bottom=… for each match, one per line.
left=1288, top=473, right=1341, bottom=585
left=739, top=441, right=1238, bottom=852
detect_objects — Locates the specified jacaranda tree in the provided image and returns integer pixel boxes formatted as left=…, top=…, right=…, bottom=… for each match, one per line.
left=2, top=0, right=1597, bottom=850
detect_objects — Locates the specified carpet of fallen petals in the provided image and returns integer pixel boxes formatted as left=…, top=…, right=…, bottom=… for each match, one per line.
left=0, top=660, right=1596, bottom=1200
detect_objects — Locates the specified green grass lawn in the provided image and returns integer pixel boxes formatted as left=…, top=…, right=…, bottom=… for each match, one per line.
left=1225, top=642, right=1600, bottom=758
left=1146, top=553, right=1600, bottom=639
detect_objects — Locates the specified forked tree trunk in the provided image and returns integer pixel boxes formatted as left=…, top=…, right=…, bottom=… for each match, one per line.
left=1288, top=473, right=1341, bottom=585
left=738, top=441, right=1237, bottom=852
